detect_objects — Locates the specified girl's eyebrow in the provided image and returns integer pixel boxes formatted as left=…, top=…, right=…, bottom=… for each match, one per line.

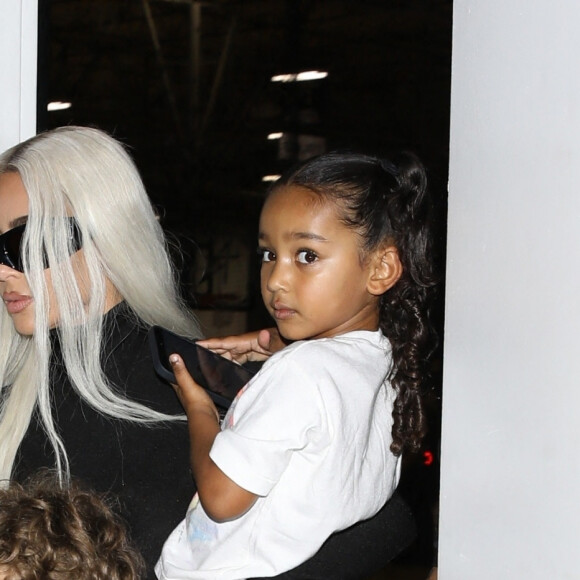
left=291, top=232, right=328, bottom=242
left=9, top=216, right=28, bottom=229
left=258, top=231, right=328, bottom=242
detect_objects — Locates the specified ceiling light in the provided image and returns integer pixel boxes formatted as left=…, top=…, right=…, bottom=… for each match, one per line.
left=262, top=174, right=281, bottom=182
left=267, top=132, right=283, bottom=140
left=270, top=70, right=328, bottom=83
left=47, top=101, right=72, bottom=111
left=296, top=70, right=328, bottom=81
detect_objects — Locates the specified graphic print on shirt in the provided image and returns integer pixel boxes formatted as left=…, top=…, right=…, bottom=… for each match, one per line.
left=186, top=494, right=218, bottom=543
left=224, top=383, right=249, bottom=429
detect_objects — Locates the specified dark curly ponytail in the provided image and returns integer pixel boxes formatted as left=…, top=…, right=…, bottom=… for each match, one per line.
left=378, top=153, right=436, bottom=454
left=270, top=150, right=437, bottom=455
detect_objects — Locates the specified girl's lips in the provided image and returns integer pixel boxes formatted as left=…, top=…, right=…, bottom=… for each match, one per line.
left=272, top=305, right=296, bottom=320
left=3, top=293, right=34, bottom=315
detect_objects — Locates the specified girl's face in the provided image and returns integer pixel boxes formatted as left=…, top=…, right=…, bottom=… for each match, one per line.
left=0, top=172, right=120, bottom=336
left=259, top=185, right=381, bottom=341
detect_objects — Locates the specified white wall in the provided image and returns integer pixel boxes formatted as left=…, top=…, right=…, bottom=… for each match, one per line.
left=0, top=0, right=37, bottom=152
left=439, top=1, right=580, bottom=578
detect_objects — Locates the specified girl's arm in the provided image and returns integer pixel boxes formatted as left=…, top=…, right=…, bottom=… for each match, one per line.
left=169, top=354, right=258, bottom=522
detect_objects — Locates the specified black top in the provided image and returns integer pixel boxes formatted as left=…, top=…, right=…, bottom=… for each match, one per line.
left=13, top=303, right=194, bottom=579
left=254, top=490, right=417, bottom=579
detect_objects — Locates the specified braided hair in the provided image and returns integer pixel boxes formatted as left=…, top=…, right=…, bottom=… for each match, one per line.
left=269, top=151, right=437, bottom=454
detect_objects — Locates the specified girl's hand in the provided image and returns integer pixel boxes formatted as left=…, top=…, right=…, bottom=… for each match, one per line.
left=197, top=327, right=288, bottom=364
left=169, top=354, right=219, bottom=422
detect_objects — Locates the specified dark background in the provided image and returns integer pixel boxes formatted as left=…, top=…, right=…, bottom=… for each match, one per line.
left=37, top=0, right=451, bottom=574
left=38, top=0, right=451, bottom=240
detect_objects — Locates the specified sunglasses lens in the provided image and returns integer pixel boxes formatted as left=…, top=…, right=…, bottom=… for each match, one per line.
left=0, top=226, right=25, bottom=271
left=0, top=219, right=81, bottom=272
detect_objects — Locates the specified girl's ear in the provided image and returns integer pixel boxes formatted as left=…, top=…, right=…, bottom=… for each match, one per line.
left=367, top=246, right=403, bottom=296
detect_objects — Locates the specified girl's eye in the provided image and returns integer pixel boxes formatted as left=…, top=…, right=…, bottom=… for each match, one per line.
left=297, top=250, right=318, bottom=264
left=258, top=248, right=275, bottom=263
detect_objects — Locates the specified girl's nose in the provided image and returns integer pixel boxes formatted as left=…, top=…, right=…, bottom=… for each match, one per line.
left=265, top=260, right=289, bottom=293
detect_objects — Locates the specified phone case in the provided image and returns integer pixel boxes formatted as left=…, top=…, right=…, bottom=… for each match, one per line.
left=148, top=326, right=256, bottom=409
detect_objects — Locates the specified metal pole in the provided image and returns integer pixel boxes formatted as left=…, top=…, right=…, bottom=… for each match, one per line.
left=197, top=16, right=236, bottom=149
left=190, top=1, right=202, bottom=134
left=142, top=0, right=184, bottom=143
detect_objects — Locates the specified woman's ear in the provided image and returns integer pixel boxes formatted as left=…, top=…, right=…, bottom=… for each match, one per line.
left=367, top=246, right=403, bottom=296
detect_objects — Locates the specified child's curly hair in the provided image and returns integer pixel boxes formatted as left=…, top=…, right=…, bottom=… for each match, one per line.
left=0, top=471, right=144, bottom=580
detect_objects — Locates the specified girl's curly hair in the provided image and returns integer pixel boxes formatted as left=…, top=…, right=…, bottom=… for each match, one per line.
left=0, top=470, right=144, bottom=580
left=270, top=151, right=437, bottom=455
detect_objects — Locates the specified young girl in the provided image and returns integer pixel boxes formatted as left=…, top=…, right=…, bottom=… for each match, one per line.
left=156, top=151, right=436, bottom=579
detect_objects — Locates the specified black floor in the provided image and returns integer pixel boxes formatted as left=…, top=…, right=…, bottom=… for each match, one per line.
left=369, top=563, right=432, bottom=580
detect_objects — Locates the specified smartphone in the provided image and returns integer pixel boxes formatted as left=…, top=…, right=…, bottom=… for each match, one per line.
left=148, top=325, right=256, bottom=409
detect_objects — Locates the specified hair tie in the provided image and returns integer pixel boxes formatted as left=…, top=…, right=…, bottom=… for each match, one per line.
left=378, top=158, right=398, bottom=178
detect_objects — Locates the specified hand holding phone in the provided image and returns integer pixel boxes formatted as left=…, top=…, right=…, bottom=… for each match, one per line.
left=148, top=326, right=256, bottom=409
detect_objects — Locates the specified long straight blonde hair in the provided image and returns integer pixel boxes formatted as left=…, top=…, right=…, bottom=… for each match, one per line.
left=0, top=126, right=201, bottom=481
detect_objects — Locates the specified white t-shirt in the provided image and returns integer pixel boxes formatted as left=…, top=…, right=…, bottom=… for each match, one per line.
left=156, top=330, right=401, bottom=580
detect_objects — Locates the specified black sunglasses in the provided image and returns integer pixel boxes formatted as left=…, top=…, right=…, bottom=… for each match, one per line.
left=0, top=217, right=82, bottom=272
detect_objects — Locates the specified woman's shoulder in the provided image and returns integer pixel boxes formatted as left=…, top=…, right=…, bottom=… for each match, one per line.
left=101, top=308, right=183, bottom=413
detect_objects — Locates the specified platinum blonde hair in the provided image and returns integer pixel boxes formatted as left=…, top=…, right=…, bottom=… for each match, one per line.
left=0, top=126, right=201, bottom=481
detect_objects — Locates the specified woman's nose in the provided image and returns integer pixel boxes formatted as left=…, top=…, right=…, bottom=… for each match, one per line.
left=0, top=263, right=21, bottom=282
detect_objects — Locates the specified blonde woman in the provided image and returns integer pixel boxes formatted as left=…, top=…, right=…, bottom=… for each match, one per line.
left=0, top=126, right=200, bottom=577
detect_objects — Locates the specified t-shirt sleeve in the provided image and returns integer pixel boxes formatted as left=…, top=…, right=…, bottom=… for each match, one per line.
left=209, top=354, right=326, bottom=496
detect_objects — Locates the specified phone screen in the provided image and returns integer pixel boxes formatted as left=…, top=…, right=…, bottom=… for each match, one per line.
left=148, top=326, right=255, bottom=408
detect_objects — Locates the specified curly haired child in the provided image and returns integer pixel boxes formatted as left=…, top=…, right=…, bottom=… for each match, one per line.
left=0, top=471, right=144, bottom=580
